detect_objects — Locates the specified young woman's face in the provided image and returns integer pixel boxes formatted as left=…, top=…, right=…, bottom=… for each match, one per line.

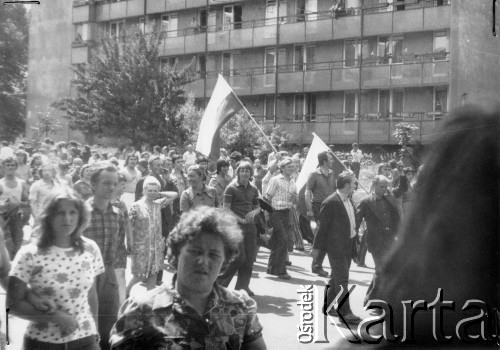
left=82, top=167, right=93, bottom=181
left=50, top=200, right=80, bottom=240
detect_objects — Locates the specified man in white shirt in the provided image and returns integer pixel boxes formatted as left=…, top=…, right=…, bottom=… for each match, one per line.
left=350, top=143, right=363, bottom=183
left=182, top=144, right=197, bottom=169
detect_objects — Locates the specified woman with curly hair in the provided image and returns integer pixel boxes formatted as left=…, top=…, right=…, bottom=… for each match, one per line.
left=7, top=187, right=104, bottom=349
left=111, top=206, right=267, bottom=350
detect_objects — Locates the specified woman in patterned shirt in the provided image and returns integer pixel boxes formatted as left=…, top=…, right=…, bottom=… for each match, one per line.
left=110, top=206, right=267, bottom=350
left=73, top=164, right=93, bottom=201
left=7, top=188, right=104, bottom=349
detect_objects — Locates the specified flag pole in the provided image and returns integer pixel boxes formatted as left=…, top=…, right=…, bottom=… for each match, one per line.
left=220, top=75, right=279, bottom=155
left=312, top=132, right=370, bottom=194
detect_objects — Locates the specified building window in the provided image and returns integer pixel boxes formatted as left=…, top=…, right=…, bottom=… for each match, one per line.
left=344, top=40, right=358, bottom=67
left=296, top=0, right=317, bottom=21
left=433, top=31, right=449, bottom=61
left=294, top=45, right=315, bottom=71
left=378, top=36, right=404, bottom=64
left=161, top=14, right=178, bottom=37
left=221, top=52, right=233, bottom=76
left=160, top=57, right=177, bottom=71
left=109, top=21, right=124, bottom=37
left=265, top=0, right=287, bottom=26
left=222, top=5, right=242, bottom=30
left=392, top=90, right=404, bottom=115
left=264, top=47, right=286, bottom=74
left=74, top=23, right=88, bottom=42
left=198, top=55, right=206, bottom=74
left=264, top=96, right=275, bottom=121
left=139, top=17, right=155, bottom=35
left=434, top=87, right=448, bottom=113
left=379, top=90, right=390, bottom=118
left=345, top=92, right=358, bottom=118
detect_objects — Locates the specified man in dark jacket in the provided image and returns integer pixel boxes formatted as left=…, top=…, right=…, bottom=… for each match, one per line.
left=356, top=174, right=407, bottom=308
left=311, top=171, right=361, bottom=324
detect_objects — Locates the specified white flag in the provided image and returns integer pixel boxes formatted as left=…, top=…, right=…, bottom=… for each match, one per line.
left=295, top=134, right=331, bottom=193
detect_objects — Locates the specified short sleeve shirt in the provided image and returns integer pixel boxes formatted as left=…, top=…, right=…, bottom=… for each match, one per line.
left=223, top=180, right=260, bottom=219
left=180, top=185, right=219, bottom=213
left=9, top=238, right=104, bottom=343
left=265, top=174, right=296, bottom=210
left=306, top=169, right=336, bottom=204
left=110, top=284, right=263, bottom=349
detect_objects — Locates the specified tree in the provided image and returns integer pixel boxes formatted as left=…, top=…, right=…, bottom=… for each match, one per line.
left=0, top=4, right=28, bottom=141
left=393, top=122, right=421, bottom=167
left=30, top=107, right=63, bottom=141
left=52, top=29, right=197, bottom=147
left=219, top=112, right=291, bottom=156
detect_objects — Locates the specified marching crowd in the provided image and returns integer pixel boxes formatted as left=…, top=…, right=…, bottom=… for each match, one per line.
left=0, top=103, right=493, bottom=350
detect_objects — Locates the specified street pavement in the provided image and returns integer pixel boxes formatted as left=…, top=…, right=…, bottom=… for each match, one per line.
left=1, top=242, right=375, bottom=349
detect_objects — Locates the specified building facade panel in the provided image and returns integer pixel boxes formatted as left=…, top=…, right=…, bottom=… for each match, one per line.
left=228, top=28, right=254, bottom=49
left=71, top=46, right=89, bottom=64
left=127, top=0, right=145, bottom=17
left=331, top=68, right=359, bottom=90
left=207, top=31, right=230, bottom=51
left=161, top=36, right=185, bottom=56
left=363, top=13, right=392, bottom=36
left=303, top=70, right=331, bottom=92
left=72, top=4, right=90, bottom=23
left=280, top=22, right=306, bottom=44
left=277, top=72, right=304, bottom=93
left=392, top=8, right=423, bottom=33
left=108, top=1, right=127, bottom=20
left=165, top=0, right=184, bottom=13
left=362, top=66, right=391, bottom=88
left=332, top=16, right=361, bottom=39
left=146, top=0, right=166, bottom=14
left=423, top=5, right=450, bottom=30
left=252, top=26, right=278, bottom=46
left=305, top=19, right=333, bottom=43
left=96, top=3, right=110, bottom=21
left=184, top=33, right=207, bottom=54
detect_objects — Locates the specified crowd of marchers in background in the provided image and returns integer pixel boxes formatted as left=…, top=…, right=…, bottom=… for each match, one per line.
left=0, top=136, right=421, bottom=349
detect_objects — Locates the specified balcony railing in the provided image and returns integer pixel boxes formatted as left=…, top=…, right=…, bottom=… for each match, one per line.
left=249, top=112, right=447, bottom=144
left=131, top=0, right=450, bottom=38
left=253, top=112, right=446, bottom=123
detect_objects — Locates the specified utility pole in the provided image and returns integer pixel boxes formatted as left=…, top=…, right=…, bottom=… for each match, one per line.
left=356, top=0, right=364, bottom=143
left=204, top=0, right=209, bottom=108
left=273, top=0, right=280, bottom=126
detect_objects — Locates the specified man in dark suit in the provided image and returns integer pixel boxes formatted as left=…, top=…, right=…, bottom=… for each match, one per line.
left=356, top=174, right=406, bottom=309
left=311, top=171, right=362, bottom=324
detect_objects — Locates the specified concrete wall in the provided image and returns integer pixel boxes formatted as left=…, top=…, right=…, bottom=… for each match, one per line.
left=449, top=0, right=500, bottom=110
left=26, top=0, right=80, bottom=142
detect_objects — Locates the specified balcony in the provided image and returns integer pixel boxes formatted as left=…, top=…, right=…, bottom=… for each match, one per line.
left=251, top=112, right=445, bottom=144
left=184, top=54, right=449, bottom=98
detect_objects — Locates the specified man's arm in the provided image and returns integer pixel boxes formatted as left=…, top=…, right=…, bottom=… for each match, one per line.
left=355, top=200, right=366, bottom=232
left=312, top=200, right=333, bottom=251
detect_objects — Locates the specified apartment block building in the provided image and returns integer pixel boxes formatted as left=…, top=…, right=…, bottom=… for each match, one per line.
left=26, top=0, right=500, bottom=145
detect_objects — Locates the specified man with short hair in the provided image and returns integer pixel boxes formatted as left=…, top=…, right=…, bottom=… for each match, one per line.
left=305, top=151, right=336, bottom=277
left=356, top=174, right=406, bottom=309
left=312, top=171, right=362, bottom=324
left=265, top=158, right=297, bottom=280
left=183, top=144, right=197, bottom=168
left=228, top=151, right=242, bottom=178
left=0, top=157, right=29, bottom=258
left=83, top=165, right=126, bottom=350
left=217, top=161, right=261, bottom=295
left=171, top=154, right=188, bottom=194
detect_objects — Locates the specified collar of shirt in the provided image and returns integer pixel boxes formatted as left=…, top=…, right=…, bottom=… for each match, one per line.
left=314, top=168, right=333, bottom=177
left=87, top=197, right=119, bottom=215
left=191, top=184, right=212, bottom=197
left=277, top=174, right=292, bottom=182
left=152, top=283, right=244, bottom=312
left=336, top=190, right=350, bottom=201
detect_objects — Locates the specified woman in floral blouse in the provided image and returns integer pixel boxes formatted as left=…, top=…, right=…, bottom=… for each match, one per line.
left=110, top=206, right=267, bottom=349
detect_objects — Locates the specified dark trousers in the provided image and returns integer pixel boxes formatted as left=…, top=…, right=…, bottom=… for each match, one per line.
left=351, top=162, right=361, bottom=179
left=311, top=202, right=326, bottom=270
left=218, top=223, right=257, bottom=290
left=364, top=244, right=391, bottom=306
left=267, top=209, right=289, bottom=275
left=299, top=215, right=314, bottom=244
left=325, top=238, right=356, bottom=315
left=96, top=267, right=120, bottom=350
left=357, top=232, right=368, bottom=265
